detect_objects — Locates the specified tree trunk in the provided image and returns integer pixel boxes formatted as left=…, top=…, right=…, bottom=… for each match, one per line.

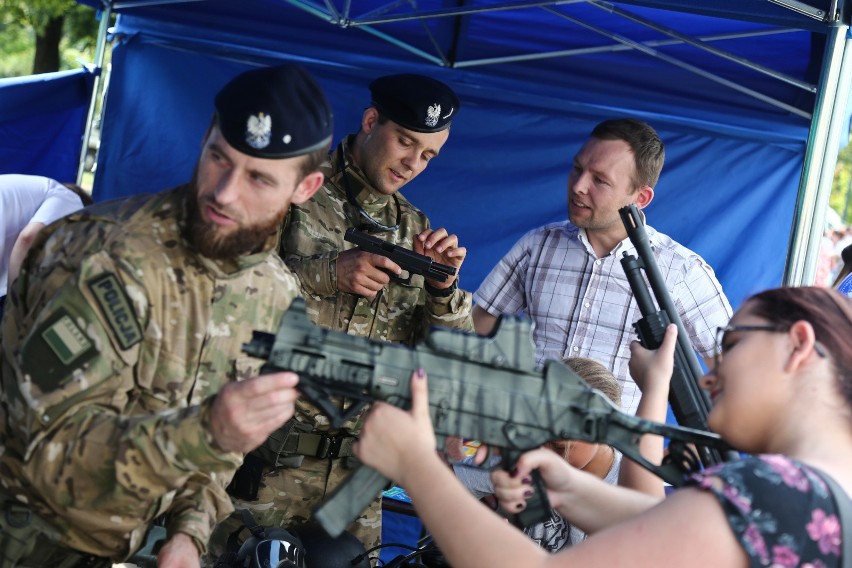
left=32, top=15, right=65, bottom=74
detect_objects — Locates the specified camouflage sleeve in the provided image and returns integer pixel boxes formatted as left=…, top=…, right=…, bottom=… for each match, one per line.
left=4, top=229, right=241, bottom=540
left=424, top=287, right=474, bottom=332
left=165, top=470, right=236, bottom=556
left=284, top=251, right=338, bottom=298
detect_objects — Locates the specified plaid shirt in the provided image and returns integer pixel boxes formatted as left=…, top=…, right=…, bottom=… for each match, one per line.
left=474, top=221, right=731, bottom=414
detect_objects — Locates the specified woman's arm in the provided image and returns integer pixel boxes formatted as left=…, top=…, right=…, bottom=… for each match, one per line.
left=619, top=324, right=678, bottom=497
left=355, top=369, right=747, bottom=568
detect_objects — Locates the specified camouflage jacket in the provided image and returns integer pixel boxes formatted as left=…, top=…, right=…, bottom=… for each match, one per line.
left=279, top=138, right=472, bottom=434
left=280, top=136, right=473, bottom=346
left=0, top=187, right=300, bottom=559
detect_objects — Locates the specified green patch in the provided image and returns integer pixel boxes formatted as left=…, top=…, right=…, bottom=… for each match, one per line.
left=43, top=314, right=92, bottom=364
left=88, top=273, right=142, bottom=350
left=21, top=309, right=97, bottom=391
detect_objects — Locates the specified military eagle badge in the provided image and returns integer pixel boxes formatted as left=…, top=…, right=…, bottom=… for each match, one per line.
left=425, top=103, right=441, bottom=128
left=246, top=112, right=272, bottom=149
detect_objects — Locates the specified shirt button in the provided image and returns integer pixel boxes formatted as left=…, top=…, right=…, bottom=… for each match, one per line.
left=572, top=346, right=579, bottom=352
left=584, top=302, right=590, bottom=308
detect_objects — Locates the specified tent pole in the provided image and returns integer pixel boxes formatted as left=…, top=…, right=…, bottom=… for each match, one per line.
left=76, top=2, right=112, bottom=186
left=783, top=23, right=852, bottom=286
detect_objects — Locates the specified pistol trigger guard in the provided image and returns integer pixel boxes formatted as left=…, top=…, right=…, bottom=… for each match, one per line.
left=387, top=270, right=412, bottom=285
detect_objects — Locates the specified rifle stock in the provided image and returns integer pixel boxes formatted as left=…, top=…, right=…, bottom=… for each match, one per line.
left=244, top=298, right=731, bottom=537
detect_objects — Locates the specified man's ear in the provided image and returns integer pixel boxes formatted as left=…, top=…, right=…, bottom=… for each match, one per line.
left=785, top=320, right=819, bottom=372
left=292, top=171, right=324, bottom=205
left=361, top=107, right=379, bottom=134
left=634, top=185, right=654, bottom=209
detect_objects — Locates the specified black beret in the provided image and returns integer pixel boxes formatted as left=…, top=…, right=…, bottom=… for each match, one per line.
left=215, top=64, right=333, bottom=159
left=369, top=74, right=460, bottom=133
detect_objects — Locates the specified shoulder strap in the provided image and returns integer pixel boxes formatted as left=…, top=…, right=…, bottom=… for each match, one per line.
left=814, top=468, right=852, bottom=568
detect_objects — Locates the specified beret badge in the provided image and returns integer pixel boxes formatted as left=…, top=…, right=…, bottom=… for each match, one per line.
left=246, top=112, right=272, bottom=150
left=425, top=103, right=441, bottom=129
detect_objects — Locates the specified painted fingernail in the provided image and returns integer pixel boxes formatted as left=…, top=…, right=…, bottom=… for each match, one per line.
left=515, top=503, right=524, bottom=511
left=522, top=477, right=532, bottom=485
left=523, top=489, right=534, bottom=497
left=417, top=367, right=425, bottom=378
left=510, top=467, right=519, bottom=477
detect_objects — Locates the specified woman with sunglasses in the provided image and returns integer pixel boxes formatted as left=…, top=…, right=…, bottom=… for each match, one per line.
left=355, top=286, right=850, bottom=567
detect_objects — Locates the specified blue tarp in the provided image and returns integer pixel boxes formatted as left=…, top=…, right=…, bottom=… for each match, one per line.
left=87, top=0, right=831, bottom=310
left=0, top=68, right=94, bottom=182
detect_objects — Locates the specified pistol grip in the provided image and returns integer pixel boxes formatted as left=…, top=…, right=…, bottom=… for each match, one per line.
left=312, top=464, right=390, bottom=538
left=513, top=469, right=551, bottom=528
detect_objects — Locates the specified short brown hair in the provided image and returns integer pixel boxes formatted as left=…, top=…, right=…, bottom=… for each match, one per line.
left=591, top=118, right=665, bottom=191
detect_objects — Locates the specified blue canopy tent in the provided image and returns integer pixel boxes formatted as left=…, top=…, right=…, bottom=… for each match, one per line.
left=5, top=0, right=850, bottom=560
left=65, top=0, right=852, bottom=312
left=0, top=68, right=95, bottom=181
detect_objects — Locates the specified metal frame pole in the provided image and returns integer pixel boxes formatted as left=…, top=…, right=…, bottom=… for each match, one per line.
left=784, top=23, right=852, bottom=285
left=76, top=2, right=112, bottom=185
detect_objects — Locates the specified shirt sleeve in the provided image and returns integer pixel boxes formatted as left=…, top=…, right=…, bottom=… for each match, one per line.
left=473, top=231, right=536, bottom=316
left=30, top=179, right=85, bottom=225
left=424, top=287, right=474, bottom=332
left=671, top=254, right=733, bottom=357
left=284, top=251, right=338, bottom=297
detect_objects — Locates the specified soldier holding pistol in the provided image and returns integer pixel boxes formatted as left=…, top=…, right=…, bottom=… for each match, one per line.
left=215, top=74, right=474, bottom=555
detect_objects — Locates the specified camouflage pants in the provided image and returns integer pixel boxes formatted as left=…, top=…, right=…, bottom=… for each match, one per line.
left=205, top=456, right=382, bottom=565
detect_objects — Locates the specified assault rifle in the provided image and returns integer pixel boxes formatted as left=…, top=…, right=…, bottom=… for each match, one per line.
left=344, top=227, right=456, bottom=284
left=619, top=204, right=738, bottom=466
left=243, top=298, right=731, bottom=538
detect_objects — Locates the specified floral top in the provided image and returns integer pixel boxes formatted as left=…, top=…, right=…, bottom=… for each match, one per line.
left=689, top=455, right=844, bottom=567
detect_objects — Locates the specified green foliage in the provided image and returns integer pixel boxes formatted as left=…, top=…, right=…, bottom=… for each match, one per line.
left=831, top=140, right=852, bottom=224
left=0, top=0, right=99, bottom=77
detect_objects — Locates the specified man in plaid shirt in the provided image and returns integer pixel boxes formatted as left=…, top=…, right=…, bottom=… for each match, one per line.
left=472, top=118, right=731, bottom=415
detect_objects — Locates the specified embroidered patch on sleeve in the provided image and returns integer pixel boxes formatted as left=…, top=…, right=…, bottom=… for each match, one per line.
left=21, top=308, right=98, bottom=391
left=43, top=313, right=93, bottom=364
left=88, top=273, right=143, bottom=350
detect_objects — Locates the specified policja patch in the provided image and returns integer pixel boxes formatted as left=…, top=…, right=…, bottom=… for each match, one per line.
left=88, top=273, right=143, bottom=350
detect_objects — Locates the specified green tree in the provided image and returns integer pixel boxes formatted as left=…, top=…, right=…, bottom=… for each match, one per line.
left=831, top=139, right=852, bottom=224
left=0, top=0, right=99, bottom=77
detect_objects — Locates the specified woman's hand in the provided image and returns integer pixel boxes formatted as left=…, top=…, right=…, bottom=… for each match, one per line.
left=491, top=447, right=579, bottom=514
left=628, top=323, right=677, bottom=399
left=355, top=368, right=437, bottom=485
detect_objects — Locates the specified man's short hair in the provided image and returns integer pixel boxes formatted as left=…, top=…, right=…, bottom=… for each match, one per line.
left=591, top=118, right=665, bottom=190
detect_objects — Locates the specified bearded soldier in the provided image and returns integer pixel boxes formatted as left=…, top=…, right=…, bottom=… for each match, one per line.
left=0, top=63, right=332, bottom=568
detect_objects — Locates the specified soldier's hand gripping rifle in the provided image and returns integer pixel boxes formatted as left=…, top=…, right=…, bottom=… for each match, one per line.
left=619, top=204, right=738, bottom=466
left=243, top=298, right=731, bottom=538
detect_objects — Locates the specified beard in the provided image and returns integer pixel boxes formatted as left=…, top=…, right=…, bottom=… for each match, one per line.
left=183, top=176, right=287, bottom=260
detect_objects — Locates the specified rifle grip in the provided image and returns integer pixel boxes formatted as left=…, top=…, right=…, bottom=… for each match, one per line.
left=312, top=464, right=390, bottom=538
left=513, top=469, right=551, bottom=528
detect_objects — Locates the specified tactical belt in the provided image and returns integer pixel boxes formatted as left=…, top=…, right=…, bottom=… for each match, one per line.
left=251, top=419, right=357, bottom=469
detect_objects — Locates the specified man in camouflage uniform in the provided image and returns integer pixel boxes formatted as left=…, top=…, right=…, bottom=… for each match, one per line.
left=215, top=74, right=473, bottom=556
left=0, top=63, right=332, bottom=568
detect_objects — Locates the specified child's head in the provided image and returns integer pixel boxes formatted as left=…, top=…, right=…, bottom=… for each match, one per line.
left=547, top=357, right=622, bottom=470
